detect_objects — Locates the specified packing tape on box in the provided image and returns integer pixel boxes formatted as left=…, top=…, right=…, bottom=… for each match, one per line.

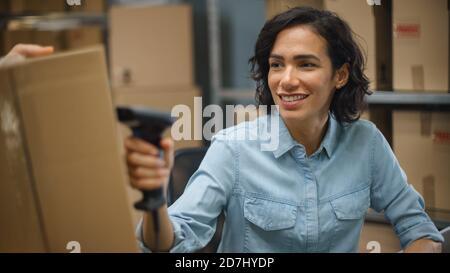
left=411, top=64, right=425, bottom=91
left=422, top=175, right=436, bottom=212
left=420, top=112, right=432, bottom=137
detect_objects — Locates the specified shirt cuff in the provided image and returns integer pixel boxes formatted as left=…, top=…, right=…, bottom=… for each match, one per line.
left=135, top=218, right=153, bottom=253
left=397, top=221, right=444, bottom=249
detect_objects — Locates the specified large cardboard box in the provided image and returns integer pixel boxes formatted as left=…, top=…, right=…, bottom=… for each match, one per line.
left=359, top=221, right=401, bottom=253
left=393, top=0, right=448, bottom=92
left=393, top=111, right=450, bottom=212
left=0, top=47, right=139, bottom=252
left=109, top=4, right=194, bottom=87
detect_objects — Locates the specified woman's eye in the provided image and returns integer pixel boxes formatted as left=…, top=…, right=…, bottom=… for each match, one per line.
left=270, top=62, right=282, bottom=68
left=300, top=63, right=316, bottom=68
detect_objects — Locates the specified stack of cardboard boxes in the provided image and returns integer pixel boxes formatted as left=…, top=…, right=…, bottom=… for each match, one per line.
left=392, top=0, right=449, bottom=223
left=109, top=4, right=203, bottom=226
left=1, top=0, right=106, bottom=56
left=109, top=4, right=203, bottom=151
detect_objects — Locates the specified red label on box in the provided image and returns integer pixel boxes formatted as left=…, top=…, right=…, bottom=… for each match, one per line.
left=394, top=23, right=421, bottom=39
left=433, top=131, right=450, bottom=144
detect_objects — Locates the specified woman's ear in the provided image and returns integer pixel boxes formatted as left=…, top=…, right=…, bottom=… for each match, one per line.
left=335, top=63, right=350, bottom=90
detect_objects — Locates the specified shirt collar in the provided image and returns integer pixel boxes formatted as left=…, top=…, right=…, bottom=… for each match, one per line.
left=319, top=113, right=339, bottom=158
left=271, top=111, right=340, bottom=159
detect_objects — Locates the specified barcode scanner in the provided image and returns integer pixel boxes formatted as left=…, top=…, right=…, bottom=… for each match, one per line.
left=117, top=106, right=174, bottom=211
left=117, top=106, right=174, bottom=251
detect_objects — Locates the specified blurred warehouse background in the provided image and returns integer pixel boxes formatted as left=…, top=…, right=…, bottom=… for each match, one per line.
left=0, top=0, right=449, bottom=253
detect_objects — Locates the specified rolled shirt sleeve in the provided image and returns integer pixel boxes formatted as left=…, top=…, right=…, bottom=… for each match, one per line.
left=369, top=128, right=444, bottom=249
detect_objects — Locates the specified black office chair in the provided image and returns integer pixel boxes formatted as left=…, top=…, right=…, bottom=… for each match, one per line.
left=167, top=147, right=225, bottom=253
left=441, top=226, right=450, bottom=253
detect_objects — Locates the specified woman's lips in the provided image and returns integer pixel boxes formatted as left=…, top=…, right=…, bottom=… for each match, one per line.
left=278, top=94, right=309, bottom=110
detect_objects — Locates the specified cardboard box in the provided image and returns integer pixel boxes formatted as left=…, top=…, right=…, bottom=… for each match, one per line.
left=112, top=86, right=203, bottom=151
left=393, top=0, right=448, bottom=92
left=0, top=62, right=47, bottom=252
left=64, top=26, right=103, bottom=49
left=359, top=221, right=401, bottom=253
left=0, top=47, right=139, bottom=252
left=393, top=111, right=450, bottom=212
left=9, top=0, right=65, bottom=14
left=109, top=4, right=194, bottom=87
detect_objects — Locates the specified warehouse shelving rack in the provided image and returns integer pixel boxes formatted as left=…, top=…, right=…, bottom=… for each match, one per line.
left=0, top=4, right=109, bottom=57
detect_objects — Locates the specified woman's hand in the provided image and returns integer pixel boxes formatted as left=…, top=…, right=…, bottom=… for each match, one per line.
left=404, top=238, right=442, bottom=253
left=124, top=137, right=174, bottom=195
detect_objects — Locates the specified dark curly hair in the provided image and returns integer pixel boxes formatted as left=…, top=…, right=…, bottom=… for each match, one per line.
left=249, top=6, right=371, bottom=124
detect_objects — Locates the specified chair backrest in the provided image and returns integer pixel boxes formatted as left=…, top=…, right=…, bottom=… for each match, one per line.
left=441, top=226, right=450, bottom=253
left=168, top=147, right=209, bottom=206
left=167, top=147, right=224, bottom=253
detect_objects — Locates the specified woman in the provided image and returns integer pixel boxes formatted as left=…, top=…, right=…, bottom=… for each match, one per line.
left=125, top=7, right=443, bottom=252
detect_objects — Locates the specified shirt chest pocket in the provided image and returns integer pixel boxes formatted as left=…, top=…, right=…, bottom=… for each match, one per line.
left=330, top=186, right=371, bottom=221
left=327, top=186, right=371, bottom=252
left=243, top=196, right=299, bottom=252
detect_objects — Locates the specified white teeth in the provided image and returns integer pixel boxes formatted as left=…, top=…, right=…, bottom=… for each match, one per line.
left=281, top=95, right=308, bottom=102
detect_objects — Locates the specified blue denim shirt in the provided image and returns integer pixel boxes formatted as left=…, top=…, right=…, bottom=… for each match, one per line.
left=137, top=111, right=443, bottom=253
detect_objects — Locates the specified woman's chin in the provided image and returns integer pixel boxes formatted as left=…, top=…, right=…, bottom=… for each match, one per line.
left=279, top=109, right=309, bottom=123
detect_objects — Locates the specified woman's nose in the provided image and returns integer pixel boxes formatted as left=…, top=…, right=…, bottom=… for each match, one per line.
left=280, top=67, right=299, bottom=91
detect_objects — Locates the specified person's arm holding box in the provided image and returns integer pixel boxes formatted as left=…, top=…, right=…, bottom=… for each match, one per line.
left=0, top=44, right=54, bottom=66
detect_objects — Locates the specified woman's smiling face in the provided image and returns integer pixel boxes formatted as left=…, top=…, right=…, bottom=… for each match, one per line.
left=268, top=24, right=344, bottom=124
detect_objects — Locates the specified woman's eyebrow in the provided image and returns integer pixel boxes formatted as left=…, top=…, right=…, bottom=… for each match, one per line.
left=269, top=54, right=321, bottom=62
left=269, top=54, right=284, bottom=60
left=293, top=54, right=321, bottom=62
